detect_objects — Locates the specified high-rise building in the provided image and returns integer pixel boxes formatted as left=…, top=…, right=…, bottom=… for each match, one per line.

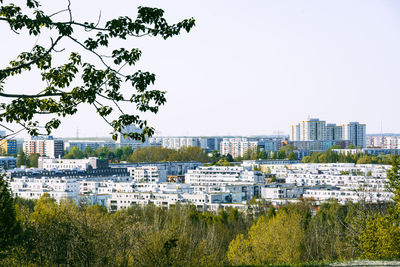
left=326, top=124, right=343, bottom=141
left=297, top=118, right=327, bottom=141
left=290, top=118, right=367, bottom=148
left=342, top=122, right=366, bottom=148
left=23, top=136, right=64, bottom=158
left=220, top=138, right=258, bottom=158
left=290, top=125, right=300, bottom=141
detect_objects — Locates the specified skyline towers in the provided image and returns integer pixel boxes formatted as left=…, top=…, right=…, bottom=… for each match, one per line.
left=290, top=118, right=366, bottom=148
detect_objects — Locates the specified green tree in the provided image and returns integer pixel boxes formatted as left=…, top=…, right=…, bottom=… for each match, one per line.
left=278, top=150, right=286, bottom=159
left=65, top=146, right=84, bottom=159
left=16, top=148, right=28, bottom=167
left=84, top=146, right=97, bottom=158
left=359, top=214, right=400, bottom=259
left=0, top=1, right=195, bottom=140
left=0, top=176, right=20, bottom=259
left=28, top=153, right=40, bottom=168
left=288, top=151, right=297, bottom=160
left=302, top=155, right=312, bottom=163
left=357, top=155, right=373, bottom=165
left=227, top=204, right=308, bottom=265
left=387, top=155, right=400, bottom=209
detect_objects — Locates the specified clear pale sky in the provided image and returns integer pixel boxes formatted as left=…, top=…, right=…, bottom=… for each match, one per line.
left=1, top=0, right=400, bottom=138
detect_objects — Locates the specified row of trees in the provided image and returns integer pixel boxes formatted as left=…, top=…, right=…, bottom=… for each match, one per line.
left=64, top=146, right=134, bottom=162
left=302, top=150, right=393, bottom=165
left=1, top=193, right=253, bottom=266
left=227, top=200, right=393, bottom=265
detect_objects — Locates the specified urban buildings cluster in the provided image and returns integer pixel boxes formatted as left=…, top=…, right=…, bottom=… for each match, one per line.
left=4, top=118, right=399, bottom=212
left=290, top=118, right=366, bottom=148
left=7, top=159, right=394, bottom=211
left=367, top=135, right=400, bottom=149
left=1, top=119, right=398, bottom=169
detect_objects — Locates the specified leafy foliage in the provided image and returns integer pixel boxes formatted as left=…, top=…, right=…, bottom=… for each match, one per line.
left=0, top=0, right=195, bottom=140
left=0, top=175, right=20, bottom=259
left=2, top=195, right=252, bottom=266
left=302, top=150, right=393, bottom=165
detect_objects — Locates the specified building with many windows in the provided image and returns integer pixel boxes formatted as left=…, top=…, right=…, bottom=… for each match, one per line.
left=65, top=140, right=116, bottom=151
left=326, top=124, right=343, bottom=141
left=220, top=138, right=259, bottom=158
left=290, top=118, right=366, bottom=148
left=342, top=122, right=366, bottom=148
left=0, top=139, right=17, bottom=155
left=23, top=136, right=64, bottom=158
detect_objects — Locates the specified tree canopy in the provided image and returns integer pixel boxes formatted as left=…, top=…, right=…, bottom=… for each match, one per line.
left=0, top=0, right=195, bottom=140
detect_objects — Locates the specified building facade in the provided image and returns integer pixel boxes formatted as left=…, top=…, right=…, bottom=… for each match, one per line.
left=23, top=136, right=64, bottom=158
left=342, top=122, right=366, bottom=148
left=290, top=118, right=366, bottom=148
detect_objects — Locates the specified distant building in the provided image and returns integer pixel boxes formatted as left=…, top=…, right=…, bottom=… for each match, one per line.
left=0, top=156, right=16, bottom=169
left=299, top=118, right=327, bottom=141
left=127, top=166, right=167, bottom=183
left=342, top=122, right=366, bottom=148
left=116, top=125, right=149, bottom=151
left=65, top=140, right=116, bottom=151
left=288, top=140, right=351, bottom=151
left=290, top=118, right=366, bottom=148
left=220, top=138, right=258, bottom=158
left=23, top=136, right=64, bottom=158
left=367, top=135, right=400, bottom=149
left=38, top=157, right=109, bottom=170
left=326, top=124, right=343, bottom=141
left=0, top=139, right=17, bottom=155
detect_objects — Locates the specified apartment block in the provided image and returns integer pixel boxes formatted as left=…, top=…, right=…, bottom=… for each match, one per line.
left=0, top=139, right=17, bottom=154
left=342, top=122, right=366, bottom=148
left=23, top=136, right=64, bottom=158
left=290, top=118, right=366, bottom=148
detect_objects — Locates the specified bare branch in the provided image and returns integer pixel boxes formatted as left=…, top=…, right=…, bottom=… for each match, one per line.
left=0, top=92, right=65, bottom=98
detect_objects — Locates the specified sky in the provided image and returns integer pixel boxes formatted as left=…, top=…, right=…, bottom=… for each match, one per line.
left=1, top=0, right=400, bottom=138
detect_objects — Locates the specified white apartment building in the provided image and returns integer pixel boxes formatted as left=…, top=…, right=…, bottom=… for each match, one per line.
left=38, top=157, right=106, bottom=170
left=290, top=119, right=366, bottom=148
left=299, top=118, right=327, bottom=141
left=342, top=122, right=366, bottom=148
left=23, top=136, right=64, bottom=158
left=367, top=135, right=400, bottom=149
left=291, top=118, right=328, bottom=141
left=303, top=186, right=392, bottom=205
left=261, top=163, right=392, bottom=204
left=10, top=177, right=80, bottom=202
left=161, top=137, right=199, bottom=150
left=185, top=166, right=264, bottom=200
left=127, top=166, right=167, bottom=183
left=220, top=138, right=258, bottom=158
left=185, top=166, right=264, bottom=185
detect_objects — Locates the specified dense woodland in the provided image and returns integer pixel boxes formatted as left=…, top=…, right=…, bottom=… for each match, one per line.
left=2, top=157, right=400, bottom=266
